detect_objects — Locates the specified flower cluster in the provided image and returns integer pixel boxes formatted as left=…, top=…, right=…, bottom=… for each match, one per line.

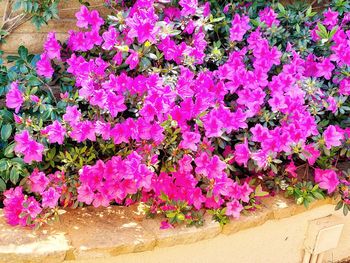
left=2, top=1, right=350, bottom=227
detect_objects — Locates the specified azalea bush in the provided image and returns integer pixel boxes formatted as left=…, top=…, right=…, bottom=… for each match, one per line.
left=1, top=0, right=350, bottom=228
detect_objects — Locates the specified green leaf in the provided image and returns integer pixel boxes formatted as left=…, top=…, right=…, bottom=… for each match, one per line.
left=255, top=184, right=269, bottom=197
left=18, top=46, right=28, bottom=60
left=10, top=168, right=19, bottom=184
left=1, top=124, right=12, bottom=141
left=343, top=204, right=349, bottom=216
left=312, top=191, right=324, bottom=200
left=0, top=178, right=6, bottom=192
left=27, top=76, right=41, bottom=86
left=0, top=159, right=8, bottom=171
left=4, top=143, right=15, bottom=158
left=277, top=3, right=285, bottom=13
left=335, top=201, right=343, bottom=211
left=296, top=196, right=304, bottom=205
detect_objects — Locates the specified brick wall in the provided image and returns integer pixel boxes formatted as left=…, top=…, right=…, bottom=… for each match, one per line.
left=0, top=0, right=109, bottom=54
left=0, top=0, right=326, bottom=55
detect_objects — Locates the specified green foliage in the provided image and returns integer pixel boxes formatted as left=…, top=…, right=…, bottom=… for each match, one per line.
left=286, top=182, right=325, bottom=208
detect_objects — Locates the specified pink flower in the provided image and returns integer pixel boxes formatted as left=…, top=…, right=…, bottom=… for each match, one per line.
left=3, top=187, right=26, bottom=226
left=234, top=139, right=250, bottom=167
left=314, top=168, right=339, bottom=194
left=28, top=169, right=49, bottom=193
left=231, top=182, right=253, bottom=203
left=89, top=10, right=104, bottom=29
left=179, top=0, right=198, bottom=16
left=4, top=187, right=42, bottom=226
left=41, top=120, right=66, bottom=144
left=36, top=52, right=54, bottom=78
left=43, top=32, right=61, bottom=60
left=195, top=152, right=227, bottom=179
left=339, top=78, right=350, bottom=95
left=259, top=7, right=280, bottom=27
left=323, top=8, right=338, bottom=28
left=230, top=14, right=250, bottom=42
left=125, top=50, right=139, bottom=70
left=225, top=199, right=243, bottom=218
left=190, top=188, right=205, bottom=209
left=41, top=187, right=60, bottom=208
left=126, top=7, right=159, bottom=43
left=316, top=58, right=334, bottom=80
left=105, top=92, right=126, bottom=117
left=202, top=2, right=210, bottom=17
left=286, top=161, right=298, bottom=178
left=63, top=106, right=81, bottom=124
left=22, top=197, right=42, bottom=219
left=75, top=5, right=90, bottom=28
left=323, top=125, right=344, bottom=149
left=302, top=144, right=320, bottom=165
left=77, top=184, right=94, bottom=205
left=70, top=121, right=96, bottom=142
left=75, top=6, right=104, bottom=29
left=30, top=95, right=40, bottom=103
left=327, top=96, right=337, bottom=113
left=6, top=82, right=23, bottom=113
left=179, top=131, right=201, bottom=151
left=14, top=130, right=45, bottom=164
left=102, top=26, right=118, bottom=50
left=160, top=220, right=174, bottom=229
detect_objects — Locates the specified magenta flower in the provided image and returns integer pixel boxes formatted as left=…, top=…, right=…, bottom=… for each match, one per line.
left=314, top=168, right=339, bottom=194
left=230, top=14, right=251, bottom=42
left=89, top=10, right=104, bottom=29
left=126, top=7, right=159, bottom=43
left=23, top=197, right=42, bottom=219
left=190, top=188, right=206, bottom=209
left=234, top=139, right=250, bottom=167
left=195, top=152, right=227, bottom=179
left=179, top=0, right=198, bottom=16
left=6, top=82, right=23, bottom=113
left=36, top=52, right=54, bottom=78
left=316, top=58, right=334, bottom=80
left=323, top=125, right=344, bottom=149
left=286, top=161, right=298, bottom=178
left=63, top=105, right=81, bottom=124
left=3, top=187, right=25, bottom=226
left=327, top=96, right=337, bottom=113
left=28, top=169, right=49, bottom=193
left=76, top=6, right=103, bottom=29
left=14, top=130, right=45, bottom=164
left=339, top=78, right=350, bottom=95
left=225, top=199, right=243, bottom=218
left=259, top=7, right=279, bottom=27
left=302, top=144, right=320, bottom=165
left=70, top=121, right=96, bottom=142
left=75, top=5, right=90, bottom=28
left=41, top=120, right=66, bottom=145
left=323, top=8, right=338, bottom=28
left=179, top=131, right=201, bottom=151
left=125, top=50, right=139, bottom=70
left=77, top=184, right=94, bottom=205
left=4, top=187, right=42, bottom=226
left=43, top=32, right=61, bottom=60
left=41, top=187, right=60, bottom=208
left=105, top=92, right=127, bottom=117
left=160, top=220, right=174, bottom=229
left=102, top=26, right=118, bottom=50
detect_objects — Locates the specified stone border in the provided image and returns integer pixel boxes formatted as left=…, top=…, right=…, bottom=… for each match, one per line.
left=0, top=195, right=337, bottom=263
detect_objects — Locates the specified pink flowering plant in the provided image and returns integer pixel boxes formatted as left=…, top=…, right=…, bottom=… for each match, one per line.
left=1, top=0, right=350, bottom=228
